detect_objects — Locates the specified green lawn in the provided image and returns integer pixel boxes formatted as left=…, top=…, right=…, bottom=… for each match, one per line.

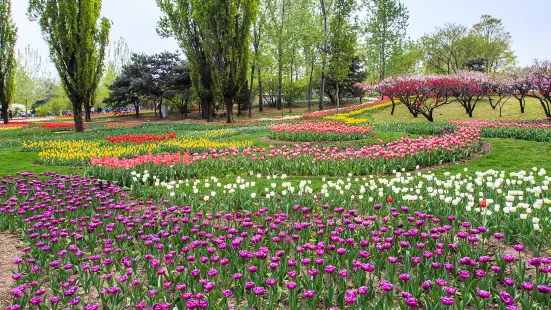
left=0, top=147, right=74, bottom=175
left=369, top=97, right=547, bottom=123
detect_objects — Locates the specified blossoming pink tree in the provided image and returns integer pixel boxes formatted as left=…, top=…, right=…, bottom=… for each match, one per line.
left=507, top=69, right=531, bottom=114
left=450, top=71, right=489, bottom=118
left=376, top=76, right=458, bottom=122
left=525, top=60, right=551, bottom=118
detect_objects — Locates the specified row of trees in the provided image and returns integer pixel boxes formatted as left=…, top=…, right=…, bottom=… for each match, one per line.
left=361, top=60, right=551, bottom=122
left=0, top=0, right=526, bottom=129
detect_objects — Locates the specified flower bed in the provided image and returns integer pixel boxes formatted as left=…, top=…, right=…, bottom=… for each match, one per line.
left=0, top=170, right=550, bottom=309
left=450, top=119, right=551, bottom=142
left=90, top=127, right=481, bottom=181
left=268, top=121, right=373, bottom=141
left=303, top=97, right=392, bottom=119
left=105, top=133, right=177, bottom=144
left=450, top=119, right=551, bottom=129
left=105, top=121, right=143, bottom=128
left=375, top=121, right=551, bottom=143
left=39, top=122, right=87, bottom=130
left=22, top=137, right=252, bottom=166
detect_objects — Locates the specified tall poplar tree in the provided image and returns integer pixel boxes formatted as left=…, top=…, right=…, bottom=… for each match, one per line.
left=191, top=0, right=258, bottom=123
left=0, top=0, right=17, bottom=124
left=328, top=0, right=357, bottom=112
left=364, top=0, right=409, bottom=81
left=157, top=0, right=215, bottom=122
left=28, top=0, right=111, bottom=132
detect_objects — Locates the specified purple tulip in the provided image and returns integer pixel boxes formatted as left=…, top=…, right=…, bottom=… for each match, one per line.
left=476, top=290, right=491, bottom=299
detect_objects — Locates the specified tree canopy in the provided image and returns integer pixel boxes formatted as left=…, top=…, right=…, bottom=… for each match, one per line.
left=28, top=0, right=111, bottom=131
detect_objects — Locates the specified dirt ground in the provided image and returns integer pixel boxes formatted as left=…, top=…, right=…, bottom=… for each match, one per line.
left=0, top=232, right=20, bottom=309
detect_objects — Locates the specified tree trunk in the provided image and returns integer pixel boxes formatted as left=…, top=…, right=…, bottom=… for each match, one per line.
left=71, top=96, right=85, bottom=132
left=258, top=69, right=263, bottom=112
left=1, top=102, right=8, bottom=124
left=319, top=70, right=325, bottom=111
left=225, top=95, right=233, bottom=123
left=391, top=100, right=396, bottom=116
left=134, top=103, right=140, bottom=118
left=154, top=103, right=157, bottom=117
left=426, top=110, right=434, bottom=122
left=249, top=64, right=255, bottom=118
left=319, top=0, right=328, bottom=112
left=307, top=58, right=315, bottom=112
left=538, top=98, right=551, bottom=118
left=84, top=97, right=92, bottom=122
left=158, top=99, right=163, bottom=119
left=520, top=100, right=525, bottom=114
left=277, top=61, right=283, bottom=111
left=336, top=83, right=340, bottom=113
left=488, top=97, right=496, bottom=109
left=207, top=98, right=214, bottom=122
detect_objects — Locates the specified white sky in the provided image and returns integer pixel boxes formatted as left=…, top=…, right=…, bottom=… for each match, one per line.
left=11, top=0, right=551, bottom=74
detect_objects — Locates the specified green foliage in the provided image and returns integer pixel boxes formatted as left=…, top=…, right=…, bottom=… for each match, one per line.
left=328, top=0, right=357, bottom=83
left=157, top=0, right=216, bottom=121
left=35, top=83, right=71, bottom=116
left=28, top=0, right=111, bottom=131
left=420, top=17, right=515, bottom=75
left=0, top=0, right=17, bottom=124
left=471, top=15, right=515, bottom=73
left=190, top=0, right=259, bottom=123
left=363, top=0, right=409, bottom=81
left=14, top=46, right=52, bottom=112
left=94, top=65, right=117, bottom=108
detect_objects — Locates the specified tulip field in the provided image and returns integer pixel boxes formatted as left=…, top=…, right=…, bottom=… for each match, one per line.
left=1, top=99, right=551, bottom=310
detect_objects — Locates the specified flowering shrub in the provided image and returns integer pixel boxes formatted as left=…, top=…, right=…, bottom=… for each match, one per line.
left=39, top=122, right=87, bottom=130
left=90, top=128, right=481, bottom=180
left=268, top=121, right=373, bottom=141
left=105, top=133, right=177, bottom=144
left=1, top=169, right=550, bottom=309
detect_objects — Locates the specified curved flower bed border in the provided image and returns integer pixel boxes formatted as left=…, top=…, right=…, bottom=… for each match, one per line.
left=39, top=122, right=87, bottom=130
left=105, top=133, right=177, bottom=144
left=268, top=121, right=372, bottom=142
left=450, top=119, right=551, bottom=142
left=450, top=119, right=551, bottom=129
left=90, top=127, right=482, bottom=183
left=303, top=97, right=392, bottom=119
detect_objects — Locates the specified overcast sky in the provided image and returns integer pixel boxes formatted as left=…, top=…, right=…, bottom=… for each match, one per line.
left=11, top=0, right=551, bottom=74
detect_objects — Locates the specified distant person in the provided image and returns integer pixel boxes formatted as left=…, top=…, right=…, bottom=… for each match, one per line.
left=105, top=107, right=110, bottom=113
left=8, top=110, right=12, bottom=120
